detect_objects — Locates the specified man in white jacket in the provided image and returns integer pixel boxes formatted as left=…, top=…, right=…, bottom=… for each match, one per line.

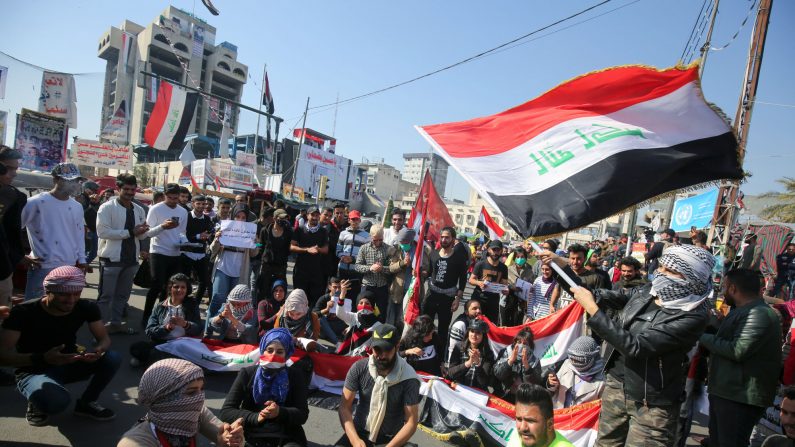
left=96, top=174, right=149, bottom=333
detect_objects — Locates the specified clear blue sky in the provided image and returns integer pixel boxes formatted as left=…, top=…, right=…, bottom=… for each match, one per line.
left=1, top=0, right=792, bottom=202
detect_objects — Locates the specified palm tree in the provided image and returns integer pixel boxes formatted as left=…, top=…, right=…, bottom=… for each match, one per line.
left=759, top=177, right=795, bottom=223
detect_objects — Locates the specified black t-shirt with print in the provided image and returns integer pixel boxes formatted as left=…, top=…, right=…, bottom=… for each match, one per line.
left=472, top=260, right=509, bottom=296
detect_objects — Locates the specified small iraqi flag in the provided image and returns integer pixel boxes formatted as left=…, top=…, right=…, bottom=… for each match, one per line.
left=477, top=206, right=505, bottom=240
left=144, top=80, right=199, bottom=151
left=416, top=64, right=742, bottom=236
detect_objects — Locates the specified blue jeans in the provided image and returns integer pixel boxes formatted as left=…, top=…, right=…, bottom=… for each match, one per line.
left=16, top=351, right=121, bottom=414
left=86, top=230, right=98, bottom=265
left=206, top=270, right=238, bottom=333
left=319, top=316, right=347, bottom=344
left=24, top=266, right=56, bottom=301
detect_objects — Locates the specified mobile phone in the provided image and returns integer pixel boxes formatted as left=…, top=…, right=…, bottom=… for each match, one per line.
left=171, top=216, right=180, bottom=224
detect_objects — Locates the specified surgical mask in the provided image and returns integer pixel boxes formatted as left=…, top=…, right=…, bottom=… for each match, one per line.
left=400, top=243, right=411, bottom=252
left=515, top=258, right=527, bottom=267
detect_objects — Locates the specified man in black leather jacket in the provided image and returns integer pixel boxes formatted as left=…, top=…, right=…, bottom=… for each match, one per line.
left=541, top=243, right=714, bottom=447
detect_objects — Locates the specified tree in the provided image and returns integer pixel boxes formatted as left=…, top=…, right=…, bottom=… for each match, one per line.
left=760, top=177, right=795, bottom=223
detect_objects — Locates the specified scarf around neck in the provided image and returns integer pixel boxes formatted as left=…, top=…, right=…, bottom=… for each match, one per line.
left=365, top=354, right=419, bottom=442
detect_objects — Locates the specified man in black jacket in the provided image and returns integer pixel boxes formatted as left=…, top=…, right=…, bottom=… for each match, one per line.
left=542, top=243, right=713, bottom=447
left=181, top=195, right=213, bottom=303
left=612, top=257, right=647, bottom=294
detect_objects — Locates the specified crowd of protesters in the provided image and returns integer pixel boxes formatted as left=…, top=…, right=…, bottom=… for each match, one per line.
left=0, top=152, right=794, bottom=446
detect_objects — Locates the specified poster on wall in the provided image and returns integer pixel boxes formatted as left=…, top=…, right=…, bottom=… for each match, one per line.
left=671, top=188, right=719, bottom=232
left=14, top=109, right=67, bottom=171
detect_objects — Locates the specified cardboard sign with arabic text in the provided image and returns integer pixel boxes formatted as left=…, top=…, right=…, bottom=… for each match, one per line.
left=219, top=219, right=257, bottom=249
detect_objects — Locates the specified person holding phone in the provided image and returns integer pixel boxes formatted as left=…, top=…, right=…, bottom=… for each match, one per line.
left=221, top=328, right=309, bottom=447
left=0, top=266, right=121, bottom=426
left=141, top=183, right=187, bottom=327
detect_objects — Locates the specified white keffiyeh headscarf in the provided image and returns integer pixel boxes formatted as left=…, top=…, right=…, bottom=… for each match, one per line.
left=651, top=244, right=715, bottom=311
left=365, top=355, right=419, bottom=442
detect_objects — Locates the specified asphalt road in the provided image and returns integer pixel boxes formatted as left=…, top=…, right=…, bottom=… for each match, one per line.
left=0, top=264, right=450, bottom=447
left=0, top=262, right=709, bottom=447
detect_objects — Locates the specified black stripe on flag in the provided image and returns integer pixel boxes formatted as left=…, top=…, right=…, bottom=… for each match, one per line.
left=167, top=92, right=200, bottom=151
left=491, top=132, right=742, bottom=236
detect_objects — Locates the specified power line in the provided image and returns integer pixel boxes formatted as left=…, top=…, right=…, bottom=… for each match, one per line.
left=710, top=0, right=758, bottom=51
left=307, top=0, right=619, bottom=111
left=0, top=50, right=103, bottom=76
left=679, top=0, right=709, bottom=62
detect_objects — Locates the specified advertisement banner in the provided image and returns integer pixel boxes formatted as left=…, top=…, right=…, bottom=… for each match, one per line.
left=14, top=109, right=67, bottom=171
left=192, top=24, right=205, bottom=57
left=671, top=188, right=719, bottom=232
left=38, top=71, right=77, bottom=128
left=72, top=139, right=133, bottom=170
left=236, top=152, right=256, bottom=169
left=282, top=183, right=305, bottom=201
left=191, top=159, right=254, bottom=191
left=293, top=144, right=350, bottom=200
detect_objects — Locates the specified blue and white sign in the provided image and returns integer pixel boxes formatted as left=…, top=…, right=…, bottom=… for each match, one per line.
left=671, top=188, right=718, bottom=232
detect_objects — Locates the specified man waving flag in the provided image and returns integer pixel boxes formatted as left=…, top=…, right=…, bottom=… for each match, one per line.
left=416, top=64, right=742, bottom=236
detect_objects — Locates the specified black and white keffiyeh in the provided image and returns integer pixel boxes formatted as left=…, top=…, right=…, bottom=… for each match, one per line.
left=566, top=336, right=604, bottom=380
left=651, top=244, right=715, bottom=311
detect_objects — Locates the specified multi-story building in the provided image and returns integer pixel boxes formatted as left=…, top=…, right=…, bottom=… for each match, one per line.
left=355, top=160, right=402, bottom=199
left=97, top=6, right=247, bottom=160
left=402, top=152, right=449, bottom=198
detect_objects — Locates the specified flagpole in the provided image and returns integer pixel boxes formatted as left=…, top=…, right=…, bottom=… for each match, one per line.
left=291, top=97, right=310, bottom=200
left=527, top=240, right=579, bottom=290
left=253, top=64, right=266, bottom=164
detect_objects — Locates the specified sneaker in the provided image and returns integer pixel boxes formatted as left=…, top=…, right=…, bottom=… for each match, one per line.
left=105, top=322, right=137, bottom=335
left=26, top=402, right=49, bottom=426
left=129, top=357, right=141, bottom=368
left=74, top=399, right=115, bottom=421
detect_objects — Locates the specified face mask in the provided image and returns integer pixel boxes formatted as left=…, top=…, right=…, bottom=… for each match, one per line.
left=62, top=181, right=81, bottom=196
left=515, top=258, right=527, bottom=267
left=400, top=243, right=412, bottom=252
left=259, top=353, right=287, bottom=370
left=650, top=274, right=692, bottom=302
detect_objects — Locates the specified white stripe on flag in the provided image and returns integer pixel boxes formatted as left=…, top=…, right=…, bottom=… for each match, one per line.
left=559, top=428, right=598, bottom=447
left=155, top=338, right=258, bottom=371
left=419, top=82, right=729, bottom=197
left=152, top=86, right=188, bottom=150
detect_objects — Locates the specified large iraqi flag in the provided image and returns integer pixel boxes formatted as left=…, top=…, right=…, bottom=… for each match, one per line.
left=144, top=80, right=200, bottom=151
left=416, top=64, right=742, bottom=236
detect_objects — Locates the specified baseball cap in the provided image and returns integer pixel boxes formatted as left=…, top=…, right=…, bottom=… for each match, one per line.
left=274, top=209, right=289, bottom=220
left=487, top=240, right=504, bottom=249
left=468, top=318, right=489, bottom=334
left=306, top=206, right=320, bottom=215
left=371, top=324, right=399, bottom=350
left=51, top=163, right=84, bottom=181
left=348, top=210, right=362, bottom=220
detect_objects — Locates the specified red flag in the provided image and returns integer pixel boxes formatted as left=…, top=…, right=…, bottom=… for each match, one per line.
left=404, top=211, right=428, bottom=325
left=414, top=170, right=453, bottom=243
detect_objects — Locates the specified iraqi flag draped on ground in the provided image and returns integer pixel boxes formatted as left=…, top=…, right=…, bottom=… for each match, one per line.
left=144, top=80, right=200, bottom=151
left=416, top=64, right=742, bottom=236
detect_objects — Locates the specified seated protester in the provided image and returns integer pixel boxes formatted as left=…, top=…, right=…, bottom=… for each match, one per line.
left=313, top=277, right=351, bottom=345
left=336, top=324, right=421, bottom=447
left=220, top=328, right=310, bottom=447
left=207, top=204, right=260, bottom=331
left=336, top=290, right=383, bottom=356
left=494, top=328, right=543, bottom=402
left=398, top=315, right=442, bottom=376
left=206, top=285, right=257, bottom=344
left=130, top=273, right=202, bottom=367
left=541, top=244, right=714, bottom=446
left=0, top=266, right=121, bottom=426
left=507, top=383, right=575, bottom=447
left=257, top=279, right=287, bottom=335
left=446, top=319, right=495, bottom=391
left=447, top=297, right=482, bottom=364
left=118, top=358, right=244, bottom=447
left=273, top=289, right=320, bottom=351
left=546, top=336, right=606, bottom=409
left=525, top=263, right=559, bottom=323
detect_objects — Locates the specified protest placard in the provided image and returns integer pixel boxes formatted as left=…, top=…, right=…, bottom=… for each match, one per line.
left=219, top=219, right=257, bottom=249
left=72, top=139, right=133, bottom=170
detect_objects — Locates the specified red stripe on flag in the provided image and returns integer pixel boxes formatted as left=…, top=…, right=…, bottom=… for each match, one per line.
left=478, top=206, right=505, bottom=238
left=553, top=400, right=601, bottom=431
left=308, top=352, right=365, bottom=382
left=483, top=302, right=584, bottom=345
left=143, top=80, right=173, bottom=147
left=420, top=65, right=699, bottom=158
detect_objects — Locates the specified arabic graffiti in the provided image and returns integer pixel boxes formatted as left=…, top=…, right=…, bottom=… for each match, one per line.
left=477, top=413, right=514, bottom=441
left=529, top=123, right=646, bottom=176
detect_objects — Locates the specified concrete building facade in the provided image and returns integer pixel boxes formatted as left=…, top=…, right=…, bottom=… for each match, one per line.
left=97, top=6, right=247, bottom=159
left=402, top=152, right=448, bottom=198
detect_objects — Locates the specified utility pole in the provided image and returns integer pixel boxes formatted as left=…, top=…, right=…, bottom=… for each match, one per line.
left=290, top=97, right=310, bottom=200
left=706, top=0, right=773, bottom=262
left=699, top=0, right=721, bottom=78
left=253, top=64, right=266, bottom=165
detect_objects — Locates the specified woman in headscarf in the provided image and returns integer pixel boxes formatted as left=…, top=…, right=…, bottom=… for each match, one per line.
left=118, top=358, right=244, bottom=447
left=546, top=336, right=606, bottom=409
left=257, top=279, right=288, bottom=335
left=206, top=284, right=257, bottom=344
left=446, top=318, right=495, bottom=391
left=541, top=244, right=714, bottom=447
left=493, top=328, right=543, bottom=402
left=130, top=273, right=202, bottom=367
left=273, top=289, right=320, bottom=351
left=207, top=204, right=260, bottom=328
left=221, top=328, right=309, bottom=447
left=335, top=290, right=383, bottom=356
